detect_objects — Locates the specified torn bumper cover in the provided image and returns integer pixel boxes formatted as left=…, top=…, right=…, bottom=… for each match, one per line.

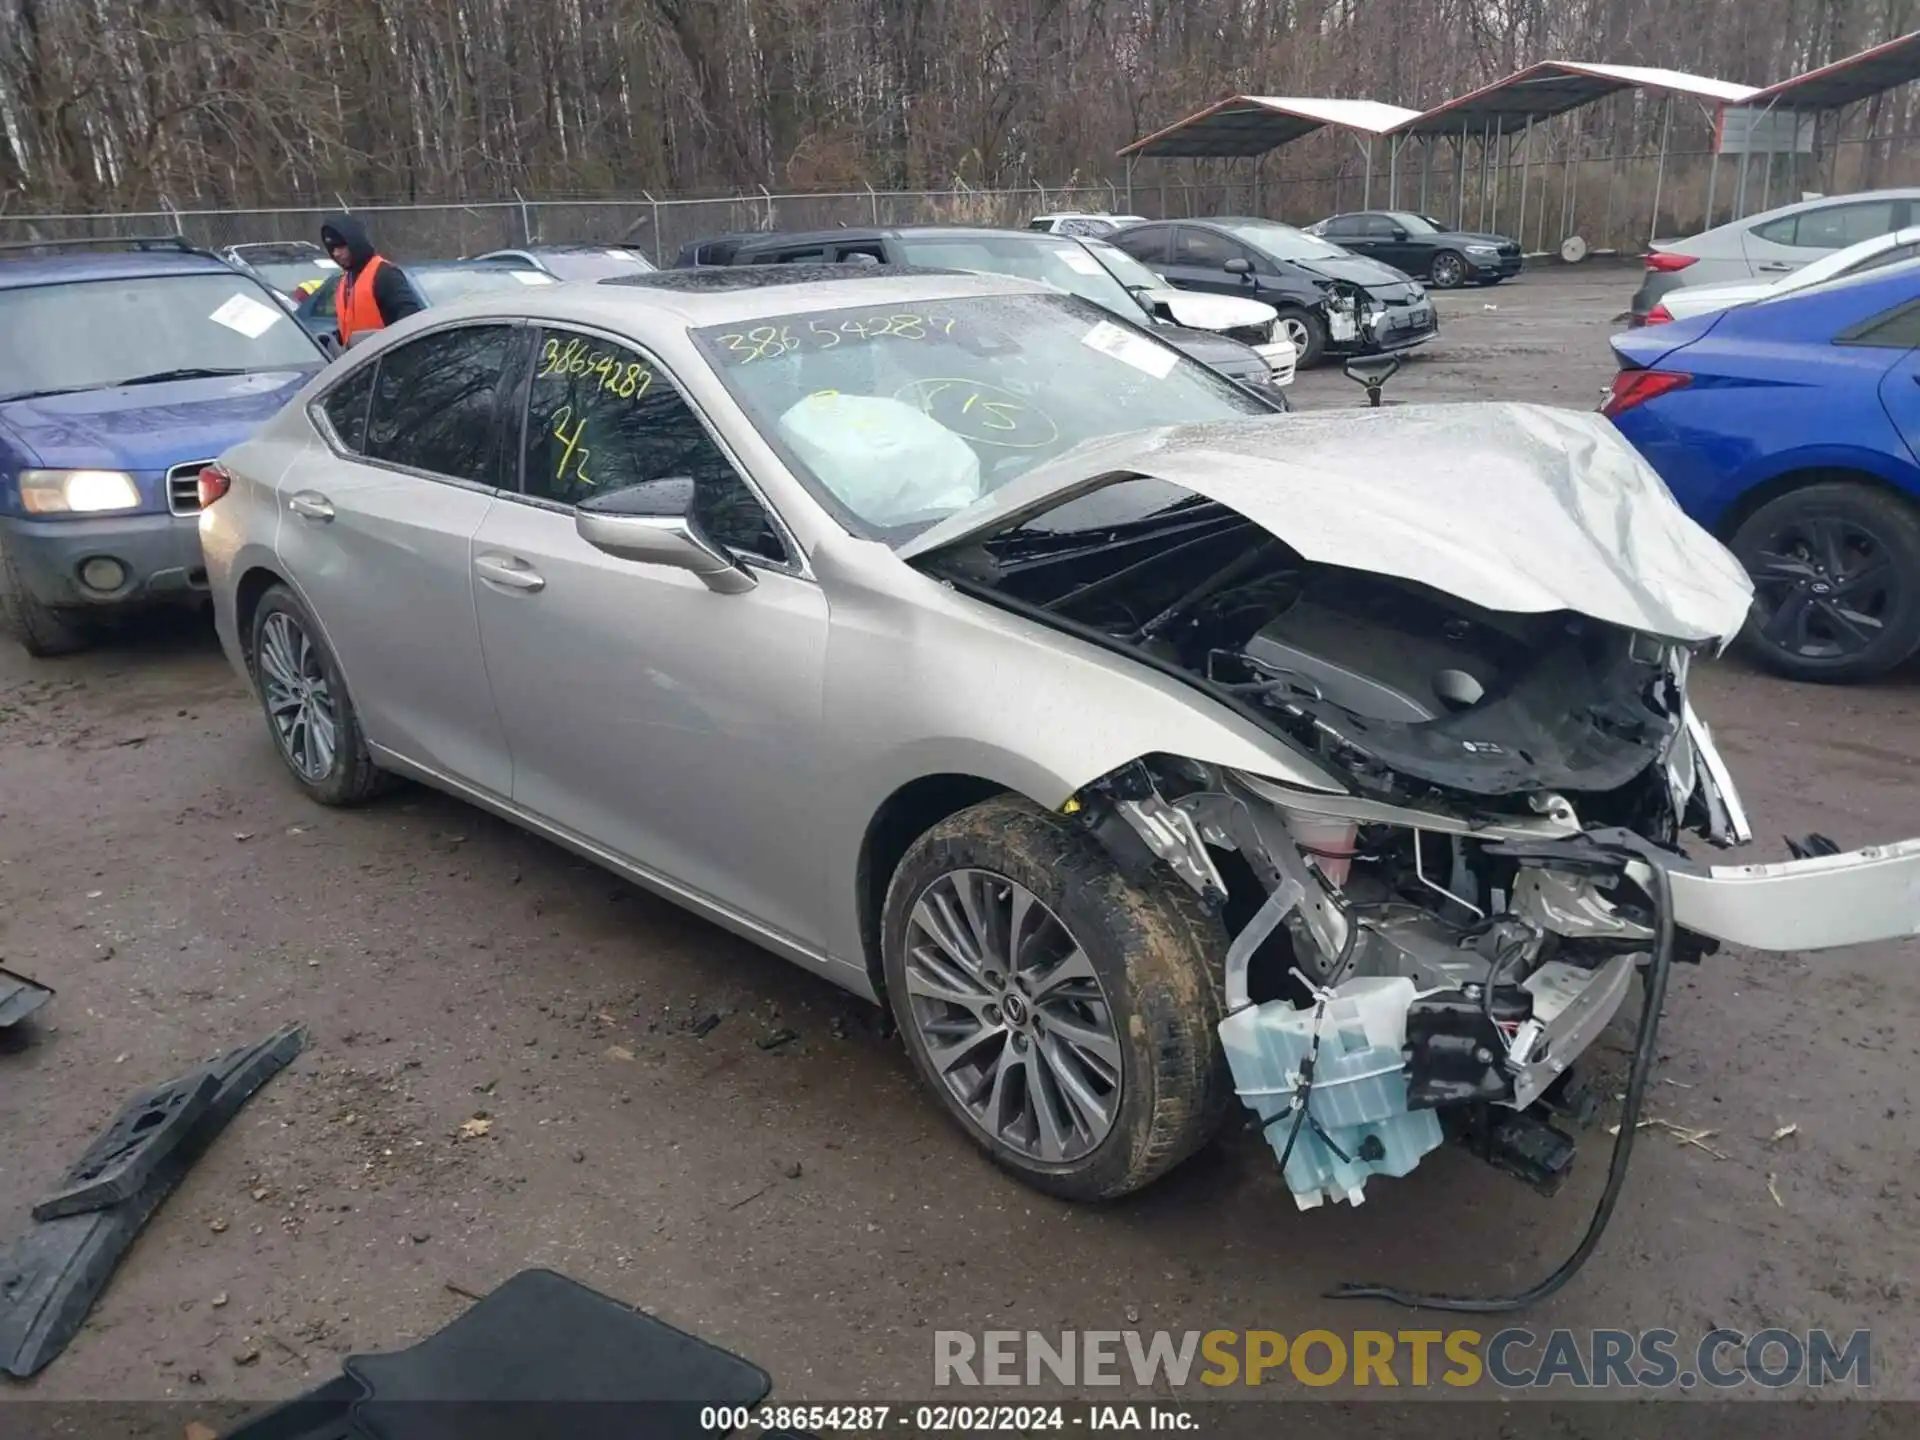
left=906, top=405, right=1919, bottom=1211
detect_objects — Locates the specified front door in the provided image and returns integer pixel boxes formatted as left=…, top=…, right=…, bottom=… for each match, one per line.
left=276, top=323, right=517, bottom=796
left=1164, top=226, right=1258, bottom=298
left=469, top=324, right=831, bottom=949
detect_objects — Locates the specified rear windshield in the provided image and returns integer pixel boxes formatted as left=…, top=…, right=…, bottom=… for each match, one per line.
left=0, top=272, right=319, bottom=400
left=414, top=267, right=555, bottom=303
left=534, top=250, right=657, bottom=281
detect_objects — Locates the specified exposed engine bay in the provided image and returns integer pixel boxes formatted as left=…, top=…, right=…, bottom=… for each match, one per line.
left=918, top=482, right=1754, bottom=1212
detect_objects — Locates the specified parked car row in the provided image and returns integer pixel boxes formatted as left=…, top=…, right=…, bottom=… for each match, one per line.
left=1604, top=188, right=1920, bottom=684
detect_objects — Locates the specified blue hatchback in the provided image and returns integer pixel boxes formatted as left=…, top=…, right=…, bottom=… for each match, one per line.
left=0, top=240, right=324, bottom=655
left=1606, top=258, right=1920, bottom=683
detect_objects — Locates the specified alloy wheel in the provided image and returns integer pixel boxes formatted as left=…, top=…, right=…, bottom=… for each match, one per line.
left=1747, top=514, right=1895, bottom=662
left=1430, top=252, right=1466, bottom=288
left=901, top=868, right=1123, bottom=1164
left=1279, top=315, right=1314, bottom=353
left=258, top=611, right=338, bottom=781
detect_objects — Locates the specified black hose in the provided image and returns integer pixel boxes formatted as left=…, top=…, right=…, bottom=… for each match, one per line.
left=1327, top=851, right=1676, bottom=1312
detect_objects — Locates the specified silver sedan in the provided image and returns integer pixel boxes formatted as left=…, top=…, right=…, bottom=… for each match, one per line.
left=201, top=267, right=1920, bottom=1208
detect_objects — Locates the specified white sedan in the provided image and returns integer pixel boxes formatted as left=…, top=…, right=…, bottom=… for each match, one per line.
left=1647, top=224, right=1920, bottom=324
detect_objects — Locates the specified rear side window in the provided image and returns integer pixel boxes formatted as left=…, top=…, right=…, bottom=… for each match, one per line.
left=1174, top=227, right=1245, bottom=268
left=1361, top=215, right=1401, bottom=238
left=1756, top=200, right=1899, bottom=249
left=320, top=365, right=375, bottom=453
left=1321, top=215, right=1360, bottom=237
left=1837, top=298, right=1920, bottom=349
left=365, top=324, right=514, bottom=483
left=1112, top=225, right=1171, bottom=265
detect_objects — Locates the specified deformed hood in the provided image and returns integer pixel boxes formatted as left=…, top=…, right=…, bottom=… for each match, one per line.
left=900, top=402, right=1755, bottom=645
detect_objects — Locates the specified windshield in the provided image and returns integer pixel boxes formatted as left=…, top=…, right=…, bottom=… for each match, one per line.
left=1081, top=239, right=1167, bottom=293
left=1217, top=220, right=1349, bottom=261
left=251, top=258, right=338, bottom=294
left=535, top=249, right=657, bottom=281
left=695, top=291, right=1270, bottom=542
left=893, top=234, right=1148, bottom=323
left=414, top=267, right=555, bottom=303
left=0, top=273, right=319, bottom=400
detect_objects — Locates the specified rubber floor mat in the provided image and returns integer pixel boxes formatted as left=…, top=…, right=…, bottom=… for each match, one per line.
left=342, top=1269, right=772, bottom=1440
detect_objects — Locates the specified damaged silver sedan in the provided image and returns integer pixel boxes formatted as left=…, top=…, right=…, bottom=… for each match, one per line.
left=202, top=268, right=1920, bottom=1226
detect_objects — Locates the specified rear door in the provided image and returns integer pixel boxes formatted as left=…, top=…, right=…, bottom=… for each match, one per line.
left=1860, top=298, right=1920, bottom=463
left=1743, top=196, right=1906, bottom=278
left=275, top=323, right=517, bottom=795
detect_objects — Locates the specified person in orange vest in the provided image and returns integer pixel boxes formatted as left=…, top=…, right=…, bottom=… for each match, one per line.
left=319, top=215, right=424, bottom=346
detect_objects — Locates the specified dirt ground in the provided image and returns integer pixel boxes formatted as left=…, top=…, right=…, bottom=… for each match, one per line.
left=1, top=262, right=1916, bottom=1417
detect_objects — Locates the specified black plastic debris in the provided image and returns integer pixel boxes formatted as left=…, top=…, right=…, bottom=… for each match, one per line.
left=1786, top=831, right=1844, bottom=860
left=32, top=1069, right=222, bottom=1220
left=221, top=1269, right=780, bottom=1440
left=0, top=968, right=53, bottom=1032
left=0, top=1023, right=305, bottom=1379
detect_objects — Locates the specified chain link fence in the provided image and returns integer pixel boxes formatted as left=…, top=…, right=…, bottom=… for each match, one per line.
left=1, top=134, right=1913, bottom=264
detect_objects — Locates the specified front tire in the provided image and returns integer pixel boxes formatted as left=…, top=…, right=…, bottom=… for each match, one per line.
left=249, top=584, right=396, bottom=804
left=1428, top=251, right=1468, bottom=289
left=1273, top=307, right=1326, bottom=369
left=882, top=795, right=1230, bottom=1201
left=0, top=540, right=89, bottom=657
left=1729, top=482, right=1920, bottom=684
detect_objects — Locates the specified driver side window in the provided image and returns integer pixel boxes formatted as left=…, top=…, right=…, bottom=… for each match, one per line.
left=520, top=328, right=788, bottom=563
left=1174, top=228, right=1245, bottom=268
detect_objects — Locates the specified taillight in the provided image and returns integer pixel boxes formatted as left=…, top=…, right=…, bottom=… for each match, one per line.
left=1602, top=369, right=1691, bottom=417
left=198, top=463, right=233, bottom=508
left=1644, top=303, right=1674, bottom=325
left=1644, top=252, right=1697, bottom=273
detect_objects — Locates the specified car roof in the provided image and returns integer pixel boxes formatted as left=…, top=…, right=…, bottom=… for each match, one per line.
left=433, top=266, right=1047, bottom=330
left=1678, top=187, right=1920, bottom=245
left=0, top=247, right=240, bottom=290
left=720, top=224, right=1077, bottom=250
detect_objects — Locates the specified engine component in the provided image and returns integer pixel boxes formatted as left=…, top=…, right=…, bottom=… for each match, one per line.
left=1404, top=987, right=1534, bottom=1109
left=1458, top=1106, right=1579, bottom=1196
left=1218, top=975, right=1442, bottom=1210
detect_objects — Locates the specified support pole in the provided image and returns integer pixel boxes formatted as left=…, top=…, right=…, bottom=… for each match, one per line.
left=1560, top=137, right=1578, bottom=252
left=1518, top=115, right=1534, bottom=245
left=1456, top=121, right=1469, bottom=228
left=1478, top=121, right=1491, bottom=231
left=1420, top=134, right=1433, bottom=212
left=1705, top=148, right=1721, bottom=230
left=1648, top=94, right=1673, bottom=247
left=1363, top=137, right=1374, bottom=208
left=1125, top=155, right=1135, bottom=212
left=1389, top=135, right=1400, bottom=208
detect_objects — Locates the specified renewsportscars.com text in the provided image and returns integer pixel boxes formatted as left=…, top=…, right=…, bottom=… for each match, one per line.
left=933, top=1327, right=1872, bottom=1390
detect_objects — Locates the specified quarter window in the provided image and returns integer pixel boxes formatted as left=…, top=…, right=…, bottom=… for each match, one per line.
left=320, top=364, right=375, bottom=453
left=1838, top=298, right=1920, bottom=349
left=521, top=328, right=787, bottom=563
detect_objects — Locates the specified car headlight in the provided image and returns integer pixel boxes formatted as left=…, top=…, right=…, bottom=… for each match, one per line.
left=19, top=469, right=143, bottom=515
left=1466, top=244, right=1499, bottom=257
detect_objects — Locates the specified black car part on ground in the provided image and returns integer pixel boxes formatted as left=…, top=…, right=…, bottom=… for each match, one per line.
left=0, top=1024, right=305, bottom=1378
left=0, top=967, right=53, bottom=1031
left=1328, top=830, right=1677, bottom=1312
left=220, top=1268, right=797, bottom=1440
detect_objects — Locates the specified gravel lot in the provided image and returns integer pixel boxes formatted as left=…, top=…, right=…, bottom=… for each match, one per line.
left=1, top=262, right=1916, bottom=1417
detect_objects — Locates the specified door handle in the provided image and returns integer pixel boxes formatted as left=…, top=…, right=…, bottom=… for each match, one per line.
left=1758, top=262, right=1794, bottom=272
left=474, top=553, right=545, bottom=592
left=288, top=491, right=334, bottom=521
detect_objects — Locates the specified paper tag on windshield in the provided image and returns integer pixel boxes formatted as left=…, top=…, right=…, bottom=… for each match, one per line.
left=511, top=271, right=555, bottom=285
left=1059, top=248, right=1102, bottom=275
left=1080, top=320, right=1177, bottom=378
left=209, top=292, right=284, bottom=339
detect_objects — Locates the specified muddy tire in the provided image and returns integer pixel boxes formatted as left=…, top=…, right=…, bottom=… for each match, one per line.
left=881, top=794, right=1231, bottom=1201
left=250, top=584, right=397, bottom=806
left=0, top=540, right=89, bottom=658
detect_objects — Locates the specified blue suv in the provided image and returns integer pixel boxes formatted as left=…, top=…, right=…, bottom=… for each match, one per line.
left=0, top=238, right=326, bottom=655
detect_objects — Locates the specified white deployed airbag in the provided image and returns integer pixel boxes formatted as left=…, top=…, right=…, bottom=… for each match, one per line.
left=778, top=392, right=983, bottom=525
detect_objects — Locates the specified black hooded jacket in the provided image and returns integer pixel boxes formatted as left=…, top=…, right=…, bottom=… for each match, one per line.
left=319, top=214, right=424, bottom=328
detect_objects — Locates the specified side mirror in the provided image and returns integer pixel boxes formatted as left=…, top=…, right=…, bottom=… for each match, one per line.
left=1223, top=257, right=1254, bottom=278
left=1389, top=225, right=1409, bottom=241
left=575, top=477, right=756, bottom=595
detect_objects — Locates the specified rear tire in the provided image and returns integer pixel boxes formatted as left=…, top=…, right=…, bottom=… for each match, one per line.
left=1428, top=251, right=1469, bottom=289
left=1274, top=307, right=1326, bottom=369
left=249, top=584, right=397, bottom=805
left=1729, top=482, right=1920, bottom=684
left=0, top=540, right=89, bottom=658
left=882, top=795, right=1231, bottom=1201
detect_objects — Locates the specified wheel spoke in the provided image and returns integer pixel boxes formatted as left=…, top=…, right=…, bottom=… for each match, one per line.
left=1833, top=558, right=1891, bottom=598
left=1005, top=885, right=1036, bottom=972
left=1027, top=946, right=1098, bottom=1002
left=904, top=953, right=993, bottom=1014
left=308, top=703, right=337, bottom=774
left=981, top=1043, right=1023, bottom=1136
left=1812, top=518, right=1851, bottom=581
left=1037, top=1008, right=1122, bottom=1073
left=1761, top=587, right=1814, bottom=648
left=1037, top=1033, right=1116, bottom=1136
left=910, top=893, right=985, bottom=979
left=925, top=1021, right=1004, bottom=1077
left=1025, top=1052, right=1073, bottom=1161
left=1816, top=600, right=1879, bottom=648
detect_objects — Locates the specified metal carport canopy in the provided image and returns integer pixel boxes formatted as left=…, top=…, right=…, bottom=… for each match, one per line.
left=1392, top=61, right=1759, bottom=135
left=1118, top=97, right=1424, bottom=158
left=1735, top=30, right=1920, bottom=111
